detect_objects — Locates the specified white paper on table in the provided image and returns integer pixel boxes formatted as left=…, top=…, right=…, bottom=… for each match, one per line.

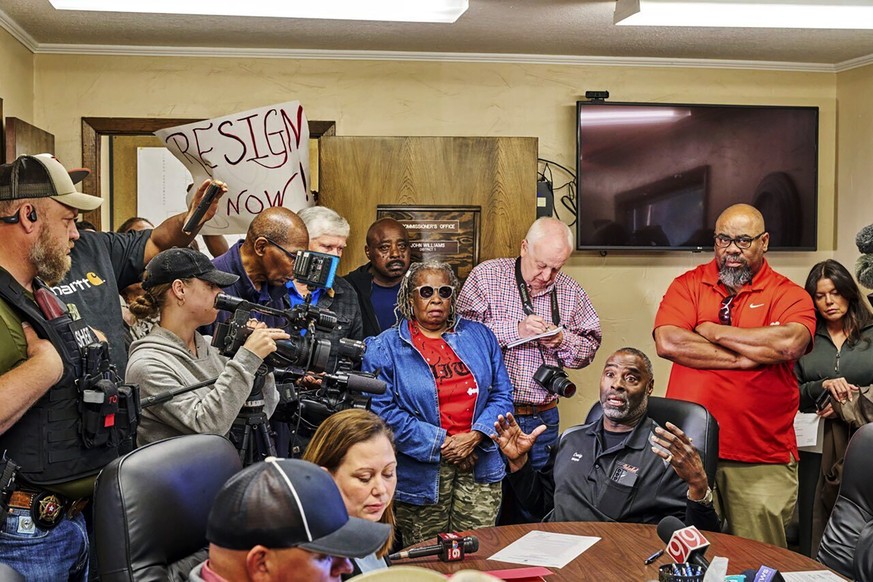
left=487, top=530, right=600, bottom=569
left=507, top=327, right=564, bottom=349
left=794, top=412, right=824, bottom=453
left=782, top=571, right=847, bottom=581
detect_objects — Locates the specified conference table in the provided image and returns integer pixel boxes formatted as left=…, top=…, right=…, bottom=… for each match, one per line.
left=402, top=522, right=843, bottom=580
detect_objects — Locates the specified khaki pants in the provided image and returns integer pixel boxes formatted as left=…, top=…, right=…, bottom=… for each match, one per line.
left=715, top=458, right=798, bottom=548
left=395, top=460, right=502, bottom=546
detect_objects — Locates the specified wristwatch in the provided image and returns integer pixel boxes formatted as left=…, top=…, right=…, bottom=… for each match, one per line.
left=687, top=486, right=714, bottom=507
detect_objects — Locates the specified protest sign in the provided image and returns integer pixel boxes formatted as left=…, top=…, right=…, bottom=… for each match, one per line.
left=155, top=100, right=311, bottom=234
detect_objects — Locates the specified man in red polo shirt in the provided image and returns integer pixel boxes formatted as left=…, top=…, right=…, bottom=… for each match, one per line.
left=653, top=203, right=815, bottom=548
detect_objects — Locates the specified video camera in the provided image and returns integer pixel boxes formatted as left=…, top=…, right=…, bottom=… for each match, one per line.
left=212, top=250, right=386, bottom=447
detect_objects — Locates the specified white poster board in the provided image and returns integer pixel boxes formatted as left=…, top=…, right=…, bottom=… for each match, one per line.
left=136, top=147, right=240, bottom=256
left=154, top=100, right=312, bottom=235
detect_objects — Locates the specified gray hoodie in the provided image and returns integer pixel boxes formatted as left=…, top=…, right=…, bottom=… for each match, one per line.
left=127, top=326, right=277, bottom=445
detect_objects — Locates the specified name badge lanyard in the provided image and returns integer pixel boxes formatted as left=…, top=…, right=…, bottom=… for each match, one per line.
left=514, top=257, right=564, bottom=368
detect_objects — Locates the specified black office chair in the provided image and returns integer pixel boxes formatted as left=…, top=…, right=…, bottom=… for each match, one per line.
left=585, top=395, right=719, bottom=485
left=93, top=434, right=243, bottom=582
left=817, top=423, right=873, bottom=579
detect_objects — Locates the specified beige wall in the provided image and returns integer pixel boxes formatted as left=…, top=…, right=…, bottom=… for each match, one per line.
left=0, top=28, right=34, bottom=133
left=835, top=64, right=873, bottom=280
left=26, top=53, right=841, bottom=426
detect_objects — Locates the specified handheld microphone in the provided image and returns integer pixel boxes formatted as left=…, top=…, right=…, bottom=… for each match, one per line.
left=388, top=534, right=479, bottom=562
left=657, top=516, right=710, bottom=571
left=182, top=181, right=223, bottom=235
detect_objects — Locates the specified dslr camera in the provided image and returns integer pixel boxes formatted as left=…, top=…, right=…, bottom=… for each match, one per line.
left=533, top=364, right=576, bottom=398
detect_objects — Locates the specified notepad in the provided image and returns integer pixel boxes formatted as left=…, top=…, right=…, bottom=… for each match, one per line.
left=507, top=326, right=563, bottom=349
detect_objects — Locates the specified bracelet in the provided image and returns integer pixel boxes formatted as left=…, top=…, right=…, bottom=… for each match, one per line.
left=687, top=486, right=713, bottom=506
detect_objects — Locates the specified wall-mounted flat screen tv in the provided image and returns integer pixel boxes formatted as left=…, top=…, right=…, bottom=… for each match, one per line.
left=575, top=101, right=818, bottom=251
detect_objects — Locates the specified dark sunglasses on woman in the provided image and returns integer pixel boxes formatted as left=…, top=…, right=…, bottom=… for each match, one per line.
left=415, top=285, right=454, bottom=300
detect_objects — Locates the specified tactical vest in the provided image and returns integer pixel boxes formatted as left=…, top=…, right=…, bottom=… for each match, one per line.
left=0, top=271, right=120, bottom=486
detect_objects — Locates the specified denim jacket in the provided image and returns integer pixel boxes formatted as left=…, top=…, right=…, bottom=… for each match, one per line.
left=363, top=318, right=514, bottom=505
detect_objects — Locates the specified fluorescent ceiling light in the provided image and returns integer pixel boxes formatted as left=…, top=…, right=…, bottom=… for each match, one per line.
left=48, top=0, right=469, bottom=23
left=581, top=108, right=691, bottom=126
left=615, top=0, right=873, bottom=29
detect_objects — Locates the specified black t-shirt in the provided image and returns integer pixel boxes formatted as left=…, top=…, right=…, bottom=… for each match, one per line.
left=52, top=229, right=149, bottom=375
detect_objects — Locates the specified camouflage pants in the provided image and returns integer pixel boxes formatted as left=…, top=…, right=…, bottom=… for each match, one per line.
left=395, top=460, right=502, bottom=546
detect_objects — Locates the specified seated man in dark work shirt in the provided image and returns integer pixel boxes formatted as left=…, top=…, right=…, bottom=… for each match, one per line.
left=492, top=347, right=720, bottom=531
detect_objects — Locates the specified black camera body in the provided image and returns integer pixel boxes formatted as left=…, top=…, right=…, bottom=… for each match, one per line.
left=533, top=364, right=576, bottom=398
left=212, top=292, right=386, bottom=452
left=212, top=293, right=333, bottom=372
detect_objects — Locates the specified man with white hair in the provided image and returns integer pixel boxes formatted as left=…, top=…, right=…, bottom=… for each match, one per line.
left=289, top=206, right=362, bottom=367
left=457, top=217, right=602, bottom=475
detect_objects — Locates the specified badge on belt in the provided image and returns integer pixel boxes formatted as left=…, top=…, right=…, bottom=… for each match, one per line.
left=32, top=492, right=64, bottom=528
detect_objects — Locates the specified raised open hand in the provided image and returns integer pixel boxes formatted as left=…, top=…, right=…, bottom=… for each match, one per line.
left=491, top=412, right=546, bottom=472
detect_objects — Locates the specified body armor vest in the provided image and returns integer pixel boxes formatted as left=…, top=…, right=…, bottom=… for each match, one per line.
left=0, top=270, right=119, bottom=485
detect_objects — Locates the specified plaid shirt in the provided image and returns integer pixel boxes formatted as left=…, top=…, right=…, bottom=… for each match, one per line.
left=457, top=258, right=601, bottom=406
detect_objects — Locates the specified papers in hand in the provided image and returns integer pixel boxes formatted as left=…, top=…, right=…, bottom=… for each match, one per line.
left=507, top=326, right=563, bottom=349
left=794, top=412, right=824, bottom=453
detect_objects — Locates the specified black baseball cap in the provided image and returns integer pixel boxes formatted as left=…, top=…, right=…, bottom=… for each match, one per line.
left=142, top=247, right=239, bottom=290
left=206, top=458, right=391, bottom=558
left=0, top=154, right=102, bottom=211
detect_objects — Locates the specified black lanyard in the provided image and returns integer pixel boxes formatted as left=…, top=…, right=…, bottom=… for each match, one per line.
left=514, top=257, right=564, bottom=368
left=514, top=257, right=560, bottom=326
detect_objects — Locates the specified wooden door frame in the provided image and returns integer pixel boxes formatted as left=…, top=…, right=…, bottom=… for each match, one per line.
left=81, top=117, right=336, bottom=229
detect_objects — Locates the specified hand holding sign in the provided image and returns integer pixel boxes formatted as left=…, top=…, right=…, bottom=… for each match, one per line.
left=156, top=101, right=312, bottom=235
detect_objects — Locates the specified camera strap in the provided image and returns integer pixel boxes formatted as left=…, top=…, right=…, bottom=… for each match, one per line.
left=514, top=257, right=564, bottom=368
left=514, top=257, right=560, bottom=325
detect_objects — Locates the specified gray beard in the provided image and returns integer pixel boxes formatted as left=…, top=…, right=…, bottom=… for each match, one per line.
left=603, top=393, right=648, bottom=425
left=30, top=228, right=71, bottom=286
left=718, top=265, right=752, bottom=290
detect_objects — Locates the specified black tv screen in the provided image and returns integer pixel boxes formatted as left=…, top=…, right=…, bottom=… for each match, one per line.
left=575, top=101, right=819, bottom=251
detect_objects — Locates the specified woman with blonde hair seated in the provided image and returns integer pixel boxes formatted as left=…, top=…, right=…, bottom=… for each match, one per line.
left=304, top=409, right=397, bottom=576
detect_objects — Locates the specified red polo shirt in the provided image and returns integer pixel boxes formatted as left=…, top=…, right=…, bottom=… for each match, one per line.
left=654, top=259, right=815, bottom=464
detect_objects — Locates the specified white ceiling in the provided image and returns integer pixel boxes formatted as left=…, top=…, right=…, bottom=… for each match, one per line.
left=2, top=0, right=873, bottom=70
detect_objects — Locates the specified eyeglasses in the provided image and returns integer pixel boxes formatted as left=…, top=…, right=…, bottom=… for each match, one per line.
left=719, top=295, right=735, bottom=326
left=264, top=237, right=297, bottom=262
left=414, top=285, right=454, bottom=300
left=714, top=232, right=765, bottom=250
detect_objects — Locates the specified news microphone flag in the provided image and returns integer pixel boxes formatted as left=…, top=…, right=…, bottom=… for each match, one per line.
left=665, top=525, right=711, bottom=567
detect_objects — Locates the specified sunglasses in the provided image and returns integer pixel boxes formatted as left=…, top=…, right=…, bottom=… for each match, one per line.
left=719, top=295, right=735, bottom=326
left=414, top=285, right=454, bottom=300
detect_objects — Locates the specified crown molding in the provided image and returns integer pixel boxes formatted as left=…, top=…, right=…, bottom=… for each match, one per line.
left=29, top=42, right=843, bottom=72
left=835, top=52, right=873, bottom=73
left=0, top=6, right=39, bottom=52
left=2, top=8, right=870, bottom=74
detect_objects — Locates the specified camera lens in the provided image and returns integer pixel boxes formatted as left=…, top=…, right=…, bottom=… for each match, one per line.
left=551, top=375, right=576, bottom=398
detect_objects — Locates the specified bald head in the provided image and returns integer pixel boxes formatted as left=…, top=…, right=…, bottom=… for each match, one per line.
left=714, top=203, right=769, bottom=290
left=715, top=204, right=765, bottom=235
left=241, top=208, right=309, bottom=289
left=366, top=218, right=408, bottom=247
left=247, top=207, right=309, bottom=250
left=526, top=217, right=574, bottom=253
left=520, top=218, right=574, bottom=293
left=364, top=218, right=411, bottom=286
